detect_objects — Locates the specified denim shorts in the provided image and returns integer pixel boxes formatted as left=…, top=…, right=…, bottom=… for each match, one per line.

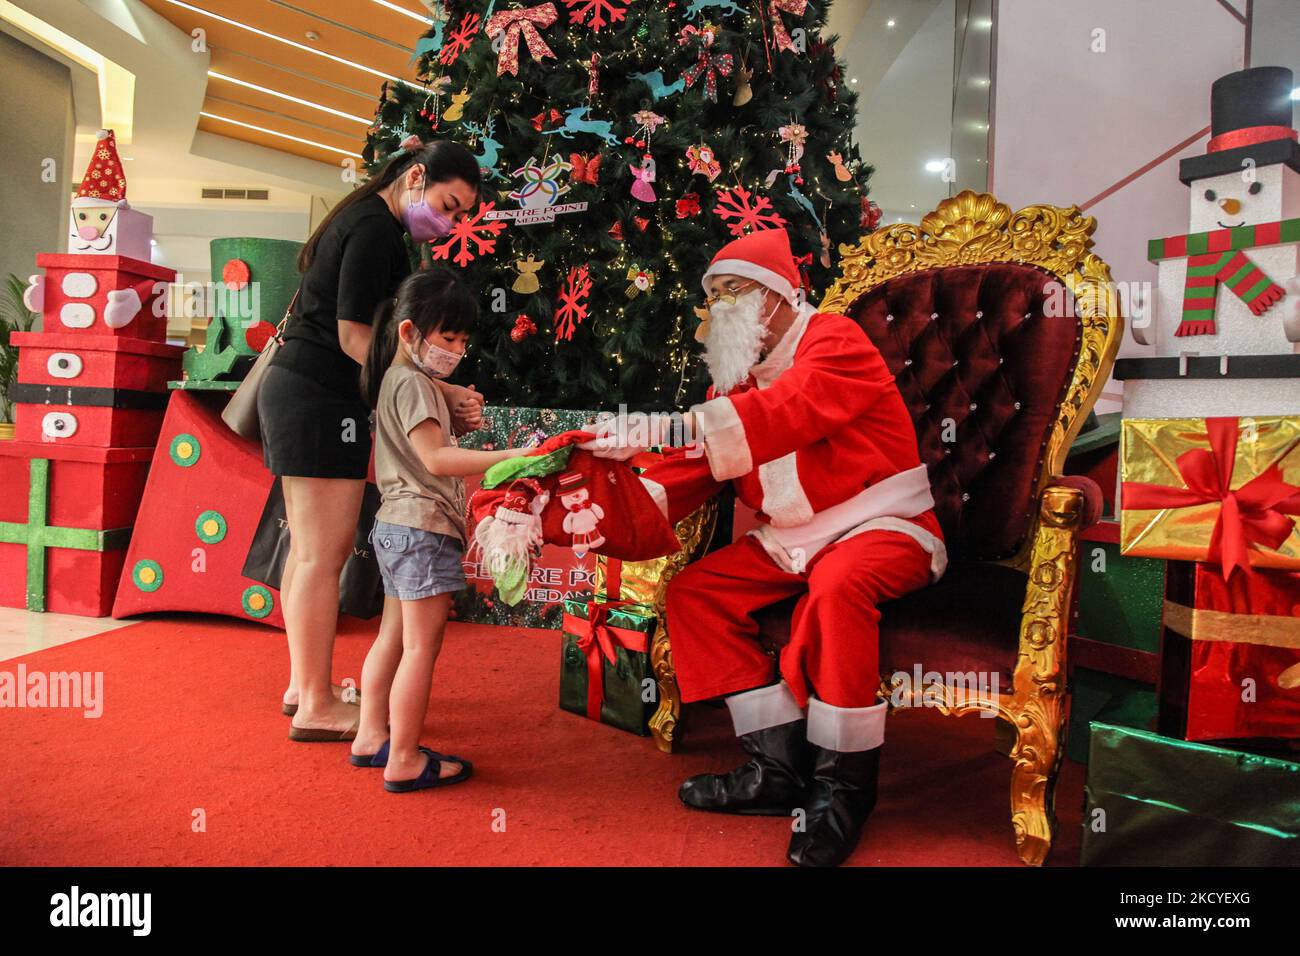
left=370, top=519, right=467, bottom=600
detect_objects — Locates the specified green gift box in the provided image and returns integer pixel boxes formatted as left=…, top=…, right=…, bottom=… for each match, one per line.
left=1081, top=722, right=1300, bottom=866
left=560, top=595, right=657, bottom=736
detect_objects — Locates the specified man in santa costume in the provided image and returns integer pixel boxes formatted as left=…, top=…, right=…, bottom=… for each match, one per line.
left=586, top=227, right=946, bottom=867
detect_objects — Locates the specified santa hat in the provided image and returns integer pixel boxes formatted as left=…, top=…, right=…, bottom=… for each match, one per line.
left=73, top=129, right=128, bottom=207
left=702, top=228, right=805, bottom=307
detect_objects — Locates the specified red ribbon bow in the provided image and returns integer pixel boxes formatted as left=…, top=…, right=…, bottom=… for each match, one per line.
left=1123, top=417, right=1300, bottom=579
left=769, top=0, right=810, bottom=52
left=487, top=3, right=558, bottom=77
left=565, top=602, right=650, bottom=720
left=793, top=252, right=813, bottom=291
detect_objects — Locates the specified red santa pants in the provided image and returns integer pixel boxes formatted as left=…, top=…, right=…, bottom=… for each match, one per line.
left=665, top=529, right=934, bottom=709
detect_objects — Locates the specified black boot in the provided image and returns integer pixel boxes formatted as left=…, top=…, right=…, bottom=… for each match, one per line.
left=786, top=744, right=881, bottom=867
left=678, top=719, right=814, bottom=816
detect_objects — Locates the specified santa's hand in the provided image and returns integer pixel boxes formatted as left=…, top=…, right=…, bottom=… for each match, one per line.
left=578, top=411, right=673, bottom=459
left=578, top=435, right=645, bottom=460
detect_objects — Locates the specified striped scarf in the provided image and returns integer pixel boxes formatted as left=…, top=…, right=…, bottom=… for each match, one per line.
left=1148, top=218, right=1297, bottom=337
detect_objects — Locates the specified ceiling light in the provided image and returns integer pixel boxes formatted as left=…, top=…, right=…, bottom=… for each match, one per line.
left=851, top=77, right=858, bottom=84
left=887, top=19, right=896, bottom=27
left=166, top=1, right=420, bottom=90
left=199, top=111, right=363, bottom=158
left=372, top=0, right=433, bottom=23
left=208, top=71, right=370, bottom=125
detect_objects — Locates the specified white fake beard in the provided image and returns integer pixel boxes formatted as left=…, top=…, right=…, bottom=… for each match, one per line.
left=702, top=290, right=769, bottom=393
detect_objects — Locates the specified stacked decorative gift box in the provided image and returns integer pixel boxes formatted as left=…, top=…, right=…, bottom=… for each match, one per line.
left=0, top=130, right=182, bottom=615
left=1082, top=68, right=1300, bottom=864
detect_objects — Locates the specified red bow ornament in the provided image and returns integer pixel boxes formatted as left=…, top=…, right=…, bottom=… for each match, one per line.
left=486, top=3, right=559, bottom=77
left=682, top=49, right=733, bottom=103
left=770, top=0, right=810, bottom=53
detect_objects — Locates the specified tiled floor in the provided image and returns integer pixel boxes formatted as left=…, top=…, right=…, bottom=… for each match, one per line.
left=0, top=607, right=138, bottom=663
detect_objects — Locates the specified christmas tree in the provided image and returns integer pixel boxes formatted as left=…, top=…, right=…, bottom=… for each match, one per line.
left=364, top=0, right=878, bottom=410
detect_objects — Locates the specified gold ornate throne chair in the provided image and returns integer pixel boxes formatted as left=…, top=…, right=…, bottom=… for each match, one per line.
left=640, top=191, right=1123, bottom=867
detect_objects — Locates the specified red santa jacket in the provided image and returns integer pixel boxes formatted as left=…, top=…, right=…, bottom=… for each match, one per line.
left=640, top=308, right=945, bottom=574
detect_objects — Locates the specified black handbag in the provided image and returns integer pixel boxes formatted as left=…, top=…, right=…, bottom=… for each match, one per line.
left=242, top=477, right=384, bottom=619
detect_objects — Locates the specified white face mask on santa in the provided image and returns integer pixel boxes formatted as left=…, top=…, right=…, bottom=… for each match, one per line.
left=703, top=287, right=781, bottom=393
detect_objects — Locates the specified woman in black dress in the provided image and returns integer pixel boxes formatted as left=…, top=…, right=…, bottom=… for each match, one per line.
left=259, top=138, right=482, bottom=741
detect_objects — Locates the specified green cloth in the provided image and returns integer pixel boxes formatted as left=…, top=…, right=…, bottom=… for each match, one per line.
left=481, top=443, right=574, bottom=489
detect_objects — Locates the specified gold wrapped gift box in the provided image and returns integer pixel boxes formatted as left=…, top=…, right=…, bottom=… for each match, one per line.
left=1119, top=416, right=1300, bottom=571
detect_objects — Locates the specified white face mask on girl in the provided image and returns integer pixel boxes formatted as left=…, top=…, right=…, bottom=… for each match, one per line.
left=405, top=333, right=462, bottom=379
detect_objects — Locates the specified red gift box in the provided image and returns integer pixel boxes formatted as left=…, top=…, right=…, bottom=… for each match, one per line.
left=33, top=253, right=174, bottom=342
left=1159, top=560, right=1300, bottom=741
left=12, top=331, right=182, bottom=391
left=0, top=442, right=150, bottom=615
left=11, top=384, right=168, bottom=448
left=112, top=390, right=284, bottom=627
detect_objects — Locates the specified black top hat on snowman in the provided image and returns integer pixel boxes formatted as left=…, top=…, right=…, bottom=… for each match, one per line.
left=1179, top=66, right=1299, bottom=184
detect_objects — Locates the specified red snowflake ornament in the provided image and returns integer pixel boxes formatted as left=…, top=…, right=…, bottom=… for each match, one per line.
left=554, top=264, right=592, bottom=342
left=429, top=201, right=508, bottom=267
left=712, top=186, right=788, bottom=237
left=440, top=13, right=481, bottom=66
left=563, top=0, right=628, bottom=33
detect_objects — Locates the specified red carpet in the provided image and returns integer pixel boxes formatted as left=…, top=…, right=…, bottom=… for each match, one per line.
left=0, top=615, right=1083, bottom=866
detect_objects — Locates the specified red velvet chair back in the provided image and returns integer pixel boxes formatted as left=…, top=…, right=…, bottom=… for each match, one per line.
left=844, top=262, right=1080, bottom=562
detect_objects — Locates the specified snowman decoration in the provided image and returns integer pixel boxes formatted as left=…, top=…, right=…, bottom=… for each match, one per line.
left=1138, top=67, right=1300, bottom=354
left=557, top=471, right=605, bottom=558
left=22, top=129, right=156, bottom=330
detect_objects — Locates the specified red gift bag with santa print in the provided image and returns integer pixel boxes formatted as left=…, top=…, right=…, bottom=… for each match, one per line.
left=467, top=431, right=683, bottom=604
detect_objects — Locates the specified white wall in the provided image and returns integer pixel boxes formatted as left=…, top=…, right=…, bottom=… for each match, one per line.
left=992, top=0, right=1252, bottom=407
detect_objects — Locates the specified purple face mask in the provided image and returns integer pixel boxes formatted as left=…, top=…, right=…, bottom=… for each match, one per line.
left=401, top=174, right=454, bottom=242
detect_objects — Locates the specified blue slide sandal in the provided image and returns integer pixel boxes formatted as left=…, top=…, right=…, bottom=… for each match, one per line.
left=350, top=739, right=390, bottom=768
left=384, top=747, right=473, bottom=793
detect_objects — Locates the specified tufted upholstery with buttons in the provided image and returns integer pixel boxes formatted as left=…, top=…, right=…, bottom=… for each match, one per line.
left=845, top=262, right=1080, bottom=562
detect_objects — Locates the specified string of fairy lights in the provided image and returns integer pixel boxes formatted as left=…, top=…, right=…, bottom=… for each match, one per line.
left=369, top=1, right=868, bottom=406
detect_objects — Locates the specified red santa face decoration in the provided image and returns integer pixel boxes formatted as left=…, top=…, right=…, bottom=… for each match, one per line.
left=67, top=129, right=154, bottom=261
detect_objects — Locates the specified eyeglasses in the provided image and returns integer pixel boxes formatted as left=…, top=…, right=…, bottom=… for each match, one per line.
left=703, top=280, right=761, bottom=308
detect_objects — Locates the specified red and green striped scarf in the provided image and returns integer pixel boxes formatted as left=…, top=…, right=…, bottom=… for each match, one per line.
left=1148, top=218, right=1297, bottom=337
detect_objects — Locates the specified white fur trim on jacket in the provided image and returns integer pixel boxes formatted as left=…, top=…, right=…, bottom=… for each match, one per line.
left=806, top=697, right=887, bottom=751
left=749, top=464, right=944, bottom=577
left=639, top=476, right=669, bottom=522
left=690, top=395, right=752, bottom=481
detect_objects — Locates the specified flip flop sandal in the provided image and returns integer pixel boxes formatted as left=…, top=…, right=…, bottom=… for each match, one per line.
left=289, top=718, right=359, bottom=743
left=350, top=739, right=391, bottom=768
left=282, top=686, right=361, bottom=716
left=384, top=747, right=473, bottom=793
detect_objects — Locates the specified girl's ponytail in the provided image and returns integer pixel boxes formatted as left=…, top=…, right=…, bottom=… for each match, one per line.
left=361, top=298, right=399, bottom=409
